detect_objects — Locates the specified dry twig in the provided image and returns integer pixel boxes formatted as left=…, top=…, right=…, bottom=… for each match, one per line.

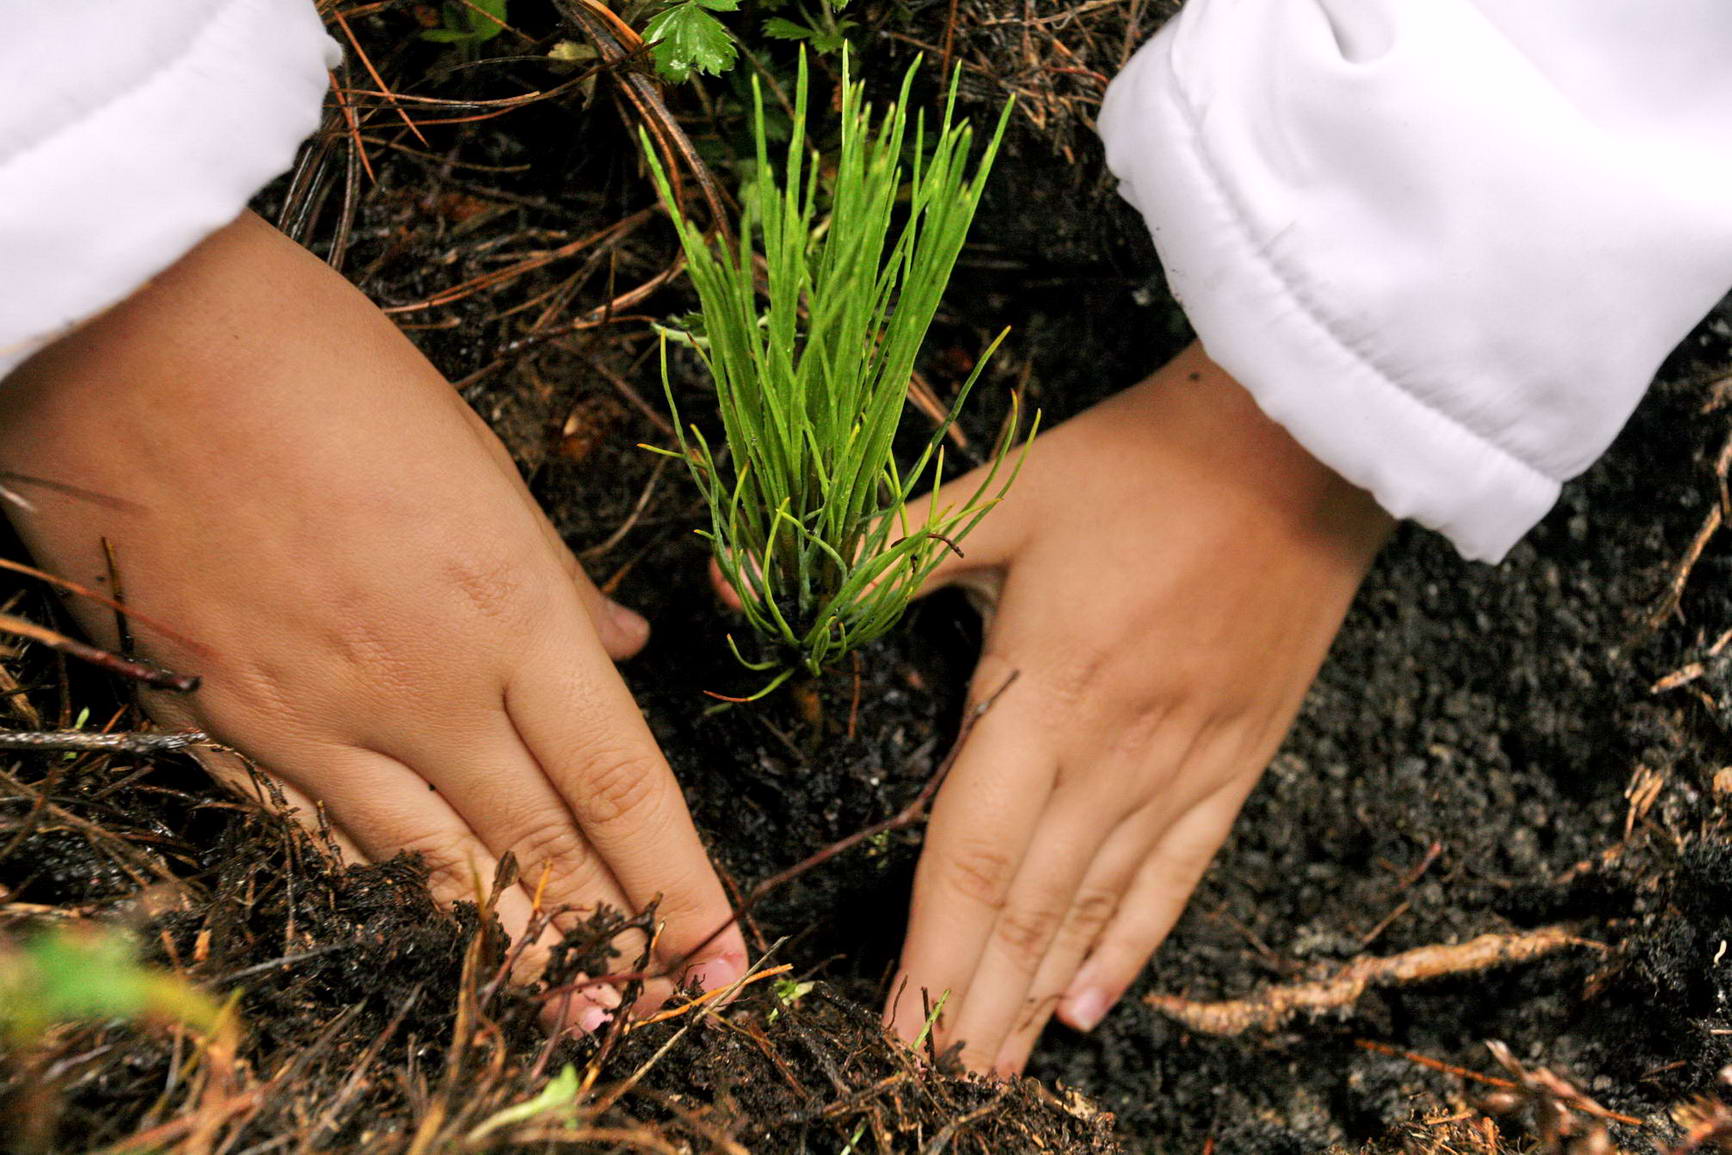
left=0, top=729, right=204, bottom=755
left=0, top=613, right=200, bottom=693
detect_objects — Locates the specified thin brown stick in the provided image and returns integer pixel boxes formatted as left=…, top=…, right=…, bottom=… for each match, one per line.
left=1146, top=926, right=1598, bottom=1036
left=1355, top=1039, right=1521, bottom=1091
left=325, top=68, right=376, bottom=184
left=0, top=559, right=206, bottom=654
left=577, top=348, right=678, bottom=439
left=0, top=470, right=146, bottom=514
left=0, top=613, right=200, bottom=692
left=580, top=457, right=669, bottom=561
left=100, top=538, right=133, bottom=659
left=331, top=10, right=428, bottom=146
left=0, top=729, right=204, bottom=755
left=1649, top=428, right=1732, bottom=627
left=382, top=208, right=655, bottom=315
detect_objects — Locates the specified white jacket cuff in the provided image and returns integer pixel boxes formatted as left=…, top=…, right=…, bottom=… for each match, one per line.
left=0, top=0, right=338, bottom=380
left=1100, top=1, right=1732, bottom=562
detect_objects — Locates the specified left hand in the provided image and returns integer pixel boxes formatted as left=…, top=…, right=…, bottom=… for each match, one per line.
left=883, top=343, right=1394, bottom=1074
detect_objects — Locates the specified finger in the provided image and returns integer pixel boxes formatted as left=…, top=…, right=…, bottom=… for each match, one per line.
left=940, top=789, right=1118, bottom=1072
left=707, top=554, right=745, bottom=613
left=983, top=716, right=1273, bottom=1073
left=507, top=616, right=748, bottom=995
left=567, top=560, right=651, bottom=662
left=455, top=401, right=650, bottom=662
left=1057, top=777, right=1259, bottom=1033
left=904, top=442, right=1042, bottom=599
left=361, top=713, right=664, bottom=1007
left=987, top=810, right=1157, bottom=1075
left=887, top=655, right=1056, bottom=1044
left=187, top=740, right=369, bottom=866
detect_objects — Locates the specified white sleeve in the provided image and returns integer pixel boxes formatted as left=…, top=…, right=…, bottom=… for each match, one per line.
left=1098, top=0, right=1732, bottom=562
left=0, top=0, right=338, bottom=380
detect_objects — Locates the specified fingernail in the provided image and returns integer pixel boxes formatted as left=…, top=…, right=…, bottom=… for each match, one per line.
left=605, top=598, right=650, bottom=645
left=577, top=1001, right=613, bottom=1034
left=685, top=952, right=747, bottom=995
left=1061, top=988, right=1109, bottom=1033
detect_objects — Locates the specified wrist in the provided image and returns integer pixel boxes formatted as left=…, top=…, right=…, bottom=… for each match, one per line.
left=1119, top=342, right=1396, bottom=572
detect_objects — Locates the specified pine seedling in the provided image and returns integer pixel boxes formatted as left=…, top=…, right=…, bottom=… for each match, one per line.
left=642, top=54, right=1033, bottom=694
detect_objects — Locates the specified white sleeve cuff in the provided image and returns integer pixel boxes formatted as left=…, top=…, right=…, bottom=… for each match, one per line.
left=0, top=0, right=338, bottom=380
left=1100, top=0, right=1732, bottom=562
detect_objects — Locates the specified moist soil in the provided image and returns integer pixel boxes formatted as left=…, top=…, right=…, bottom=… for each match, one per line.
left=7, top=2, right=1732, bottom=1151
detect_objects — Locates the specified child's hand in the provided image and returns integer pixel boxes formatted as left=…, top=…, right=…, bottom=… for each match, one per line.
left=885, top=343, right=1393, bottom=1073
left=0, top=213, right=747, bottom=1016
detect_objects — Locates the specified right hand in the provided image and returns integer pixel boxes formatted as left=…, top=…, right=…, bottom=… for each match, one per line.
left=0, top=212, right=747, bottom=1020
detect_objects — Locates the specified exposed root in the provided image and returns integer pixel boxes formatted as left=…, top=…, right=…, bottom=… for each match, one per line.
left=1647, top=426, right=1732, bottom=627
left=1144, top=926, right=1599, bottom=1036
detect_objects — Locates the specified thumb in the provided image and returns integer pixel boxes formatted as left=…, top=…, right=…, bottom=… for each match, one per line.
left=905, top=459, right=1029, bottom=600
left=570, top=565, right=651, bottom=660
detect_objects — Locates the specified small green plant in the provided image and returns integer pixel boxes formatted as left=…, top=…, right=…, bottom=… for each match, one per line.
left=420, top=0, right=510, bottom=46
left=762, top=0, right=857, bottom=56
left=467, top=1064, right=582, bottom=1141
left=643, top=54, right=1030, bottom=693
left=0, top=923, right=225, bottom=1045
left=644, top=0, right=740, bottom=82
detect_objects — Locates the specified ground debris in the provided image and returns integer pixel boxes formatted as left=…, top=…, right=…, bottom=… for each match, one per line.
left=1146, top=927, right=1600, bottom=1036
left=0, top=728, right=204, bottom=754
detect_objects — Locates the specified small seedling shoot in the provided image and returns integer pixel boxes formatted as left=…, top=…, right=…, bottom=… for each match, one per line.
left=642, top=54, right=1032, bottom=694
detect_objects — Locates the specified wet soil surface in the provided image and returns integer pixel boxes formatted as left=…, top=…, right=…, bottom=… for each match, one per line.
left=8, top=2, right=1732, bottom=1150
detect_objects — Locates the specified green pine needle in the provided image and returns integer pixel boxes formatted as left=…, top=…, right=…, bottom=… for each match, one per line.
left=643, top=51, right=1035, bottom=681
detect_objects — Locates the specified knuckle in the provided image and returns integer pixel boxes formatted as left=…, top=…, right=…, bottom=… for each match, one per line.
left=510, top=818, right=597, bottom=890
left=397, top=833, right=489, bottom=898
left=444, top=547, right=535, bottom=626
left=993, top=903, right=1063, bottom=971
left=321, top=614, right=420, bottom=699
left=936, top=840, right=1016, bottom=910
left=1062, top=889, right=1119, bottom=943
left=577, top=749, right=664, bottom=827
left=643, top=870, right=711, bottom=929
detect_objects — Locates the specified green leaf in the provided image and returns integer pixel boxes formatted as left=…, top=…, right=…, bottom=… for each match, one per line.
left=419, top=0, right=509, bottom=46
left=645, top=0, right=737, bottom=82
left=467, top=1065, right=581, bottom=1142
left=763, top=16, right=814, bottom=39
left=0, top=925, right=225, bottom=1044
left=809, top=25, right=850, bottom=53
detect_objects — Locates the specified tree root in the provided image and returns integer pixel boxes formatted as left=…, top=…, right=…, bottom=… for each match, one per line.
left=1144, top=926, right=1600, bottom=1036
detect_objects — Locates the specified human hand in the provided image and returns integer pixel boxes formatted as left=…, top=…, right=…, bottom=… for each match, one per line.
left=884, top=343, right=1393, bottom=1073
left=0, top=212, right=747, bottom=1020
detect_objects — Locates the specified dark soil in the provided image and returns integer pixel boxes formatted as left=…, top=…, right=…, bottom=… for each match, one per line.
left=7, top=2, right=1732, bottom=1151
